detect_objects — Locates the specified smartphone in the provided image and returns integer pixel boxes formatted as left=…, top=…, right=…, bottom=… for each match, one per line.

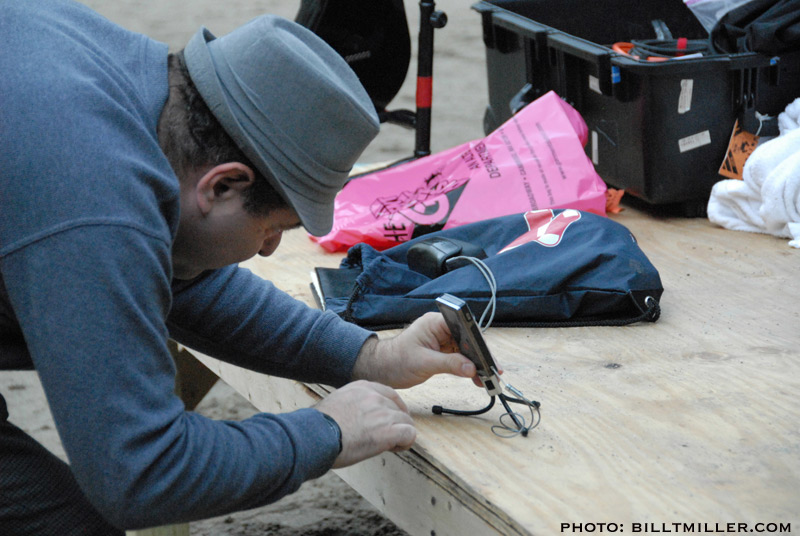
left=435, top=293, right=502, bottom=396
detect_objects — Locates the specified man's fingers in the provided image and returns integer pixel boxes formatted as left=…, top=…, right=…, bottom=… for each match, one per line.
left=420, top=351, right=475, bottom=380
left=321, top=380, right=421, bottom=469
left=388, top=423, right=417, bottom=451
left=451, top=353, right=477, bottom=378
left=416, top=313, right=479, bottom=378
left=364, top=380, right=410, bottom=414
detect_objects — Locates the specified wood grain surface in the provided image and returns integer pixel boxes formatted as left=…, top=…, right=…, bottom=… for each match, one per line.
left=197, top=208, right=799, bottom=535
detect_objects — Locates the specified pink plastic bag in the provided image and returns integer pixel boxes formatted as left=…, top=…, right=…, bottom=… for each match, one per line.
left=311, top=91, right=607, bottom=252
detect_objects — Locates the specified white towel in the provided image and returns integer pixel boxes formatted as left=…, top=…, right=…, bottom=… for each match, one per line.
left=760, top=150, right=800, bottom=247
left=778, top=97, right=800, bottom=135
left=745, top=126, right=800, bottom=189
left=708, top=179, right=764, bottom=234
left=707, top=123, right=800, bottom=248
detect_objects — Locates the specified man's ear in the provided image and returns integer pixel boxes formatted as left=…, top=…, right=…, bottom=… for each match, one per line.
left=195, top=162, right=255, bottom=215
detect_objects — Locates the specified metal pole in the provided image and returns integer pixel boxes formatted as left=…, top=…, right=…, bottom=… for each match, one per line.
left=414, top=1, right=447, bottom=158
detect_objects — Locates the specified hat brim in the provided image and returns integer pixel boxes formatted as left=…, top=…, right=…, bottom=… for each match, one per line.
left=184, top=27, right=340, bottom=237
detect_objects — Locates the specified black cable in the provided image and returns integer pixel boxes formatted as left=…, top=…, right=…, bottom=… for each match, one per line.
left=501, top=394, right=540, bottom=408
left=432, top=391, right=541, bottom=438
left=498, top=394, right=525, bottom=431
left=629, top=39, right=712, bottom=59
left=492, top=393, right=541, bottom=438
left=432, top=395, right=495, bottom=416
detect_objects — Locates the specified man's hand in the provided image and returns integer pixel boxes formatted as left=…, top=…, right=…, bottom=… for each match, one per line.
left=350, top=312, right=479, bottom=389
left=316, top=380, right=415, bottom=468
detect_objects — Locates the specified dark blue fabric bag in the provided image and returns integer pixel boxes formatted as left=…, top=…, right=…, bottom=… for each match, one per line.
left=320, top=209, right=663, bottom=330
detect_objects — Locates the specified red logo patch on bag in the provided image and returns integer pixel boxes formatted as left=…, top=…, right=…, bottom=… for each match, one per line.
left=499, top=209, right=582, bottom=253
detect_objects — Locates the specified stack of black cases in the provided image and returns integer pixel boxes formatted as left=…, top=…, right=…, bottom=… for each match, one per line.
left=474, top=0, right=800, bottom=215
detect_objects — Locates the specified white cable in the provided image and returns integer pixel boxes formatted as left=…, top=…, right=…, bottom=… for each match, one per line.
left=440, top=260, right=542, bottom=438
left=449, top=256, right=497, bottom=331
left=754, top=111, right=773, bottom=137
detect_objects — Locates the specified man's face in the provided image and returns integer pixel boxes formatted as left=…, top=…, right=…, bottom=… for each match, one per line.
left=173, top=204, right=301, bottom=280
left=172, top=163, right=302, bottom=280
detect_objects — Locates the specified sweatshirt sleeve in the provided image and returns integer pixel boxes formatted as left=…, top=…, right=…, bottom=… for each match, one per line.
left=168, top=261, right=373, bottom=388
left=0, top=225, right=353, bottom=529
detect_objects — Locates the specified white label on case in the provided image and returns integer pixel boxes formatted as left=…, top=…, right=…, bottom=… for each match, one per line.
left=592, top=131, right=599, bottom=164
left=678, top=79, right=694, bottom=114
left=589, top=75, right=601, bottom=94
left=678, top=130, right=711, bottom=153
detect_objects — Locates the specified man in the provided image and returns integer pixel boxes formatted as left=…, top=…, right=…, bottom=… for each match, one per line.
left=0, top=1, right=477, bottom=533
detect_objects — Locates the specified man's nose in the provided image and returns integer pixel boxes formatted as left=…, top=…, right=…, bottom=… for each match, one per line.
left=258, top=232, right=283, bottom=257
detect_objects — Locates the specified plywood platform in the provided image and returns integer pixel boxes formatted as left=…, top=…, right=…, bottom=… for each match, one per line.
left=194, top=208, right=799, bottom=535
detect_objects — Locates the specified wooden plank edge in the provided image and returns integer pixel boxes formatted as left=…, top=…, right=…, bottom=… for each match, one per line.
left=126, top=524, right=189, bottom=536
left=193, top=354, right=527, bottom=535
left=335, top=449, right=529, bottom=536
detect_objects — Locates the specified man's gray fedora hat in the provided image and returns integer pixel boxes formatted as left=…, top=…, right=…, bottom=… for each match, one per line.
left=184, top=15, right=379, bottom=236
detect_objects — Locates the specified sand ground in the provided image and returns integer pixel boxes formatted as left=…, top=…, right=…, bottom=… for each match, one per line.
left=1, top=0, right=490, bottom=534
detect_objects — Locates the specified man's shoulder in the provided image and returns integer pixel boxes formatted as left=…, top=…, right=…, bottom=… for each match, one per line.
left=1, top=0, right=167, bottom=110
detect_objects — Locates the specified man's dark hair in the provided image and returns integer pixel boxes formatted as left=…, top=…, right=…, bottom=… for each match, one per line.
left=158, top=52, right=289, bottom=217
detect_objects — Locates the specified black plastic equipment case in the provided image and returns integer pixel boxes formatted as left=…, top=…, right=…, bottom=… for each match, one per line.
left=473, top=0, right=800, bottom=215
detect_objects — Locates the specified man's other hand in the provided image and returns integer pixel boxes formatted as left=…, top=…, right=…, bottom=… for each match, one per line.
left=316, top=380, right=415, bottom=468
left=351, top=312, right=480, bottom=389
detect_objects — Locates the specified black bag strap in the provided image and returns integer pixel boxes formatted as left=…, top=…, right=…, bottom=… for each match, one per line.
left=490, top=295, right=661, bottom=328
left=343, top=281, right=661, bottom=331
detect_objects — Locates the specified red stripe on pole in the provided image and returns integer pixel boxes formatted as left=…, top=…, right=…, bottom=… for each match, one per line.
left=416, top=76, right=433, bottom=108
